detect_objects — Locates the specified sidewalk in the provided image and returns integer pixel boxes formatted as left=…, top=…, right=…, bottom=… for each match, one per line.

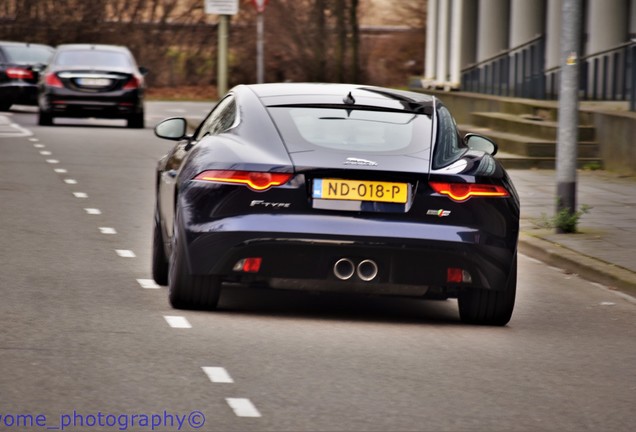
left=509, top=169, right=636, bottom=296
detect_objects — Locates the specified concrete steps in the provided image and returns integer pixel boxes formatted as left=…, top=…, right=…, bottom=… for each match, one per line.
left=460, top=107, right=603, bottom=169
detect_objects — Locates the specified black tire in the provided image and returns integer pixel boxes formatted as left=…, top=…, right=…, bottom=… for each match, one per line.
left=151, top=211, right=169, bottom=286
left=168, top=216, right=221, bottom=310
left=127, top=111, right=144, bottom=129
left=38, top=110, right=53, bottom=126
left=458, top=255, right=517, bottom=326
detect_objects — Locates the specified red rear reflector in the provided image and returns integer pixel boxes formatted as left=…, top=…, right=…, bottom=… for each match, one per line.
left=447, top=268, right=463, bottom=283
left=194, top=170, right=292, bottom=191
left=6, top=67, right=33, bottom=79
left=123, top=76, right=140, bottom=90
left=45, top=73, right=63, bottom=88
left=447, top=268, right=472, bottom=283
left=233, top=257, right=262, bottom=273
left=429, top=181, right=509, bottom=202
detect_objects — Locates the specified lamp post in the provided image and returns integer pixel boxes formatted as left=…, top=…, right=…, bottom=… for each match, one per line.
left=556, top=0, right=582, bottom=232
left=252, top=0, right=269, bottom=84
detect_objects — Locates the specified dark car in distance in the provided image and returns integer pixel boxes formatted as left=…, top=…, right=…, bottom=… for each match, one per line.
left=38, top=44, right=146, bottom=128
left=0, top=41, right=54, bottom=111
left=152, top=83, right=520, bottom=326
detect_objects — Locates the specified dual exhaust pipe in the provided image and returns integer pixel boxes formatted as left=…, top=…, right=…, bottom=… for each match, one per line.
left=334, top=258, right=378, bottom=282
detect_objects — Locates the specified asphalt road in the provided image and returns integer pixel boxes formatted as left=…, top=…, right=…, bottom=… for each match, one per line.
left=0, top=103, right=634, bottom=432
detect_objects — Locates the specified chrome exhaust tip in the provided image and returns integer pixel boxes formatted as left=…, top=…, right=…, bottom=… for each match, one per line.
left=334, top=258, right=355, bottom=280
left=357, top=259, right=378, bottom=281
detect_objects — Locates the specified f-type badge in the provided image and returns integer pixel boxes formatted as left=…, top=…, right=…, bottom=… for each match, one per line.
left=344, top=157, right=378, bottom=167
left=427, top=209, right=451, bottom=217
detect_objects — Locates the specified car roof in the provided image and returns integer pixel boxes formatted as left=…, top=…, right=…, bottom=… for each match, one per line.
left=241, top=83, right=436, bottom=113
left=0, top=41, right=53, bottom=49
left=55, top=44, right=132, bottom=53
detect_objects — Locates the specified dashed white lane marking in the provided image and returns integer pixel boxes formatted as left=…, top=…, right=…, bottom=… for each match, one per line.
left=84, top=208, right=102, bottom=215
left=34, top=144, right=45, bottom=148
left=46, top=159, right=59, bottom=164
left=225, top=398, right=261, bottom=418
left=202, top=367, right=234, bottom=383
left=164, top=315, right=192, bottom=329
left=99, top=227, right=117, bottom=234
left=29, top=138, right=38, bottom=142
left=137, top=279, right=160, bottom=289
left=116, top=249, right=136, bottom=258
left=73, top=192, right=88, bottom=198
left=54, top=168, right=68, bottom=174
left=64, top=179, right=78, bottom=185
left=600, top=302, right=616, bottom=306
left=39, top=150, right=52, bottom=155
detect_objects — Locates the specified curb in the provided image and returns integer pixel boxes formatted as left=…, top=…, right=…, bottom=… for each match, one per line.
left=518, top=232, right=636, bottom=297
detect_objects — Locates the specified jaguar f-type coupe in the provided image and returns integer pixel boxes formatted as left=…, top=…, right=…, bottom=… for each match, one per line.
left=152, top=83, right=520, bottom=326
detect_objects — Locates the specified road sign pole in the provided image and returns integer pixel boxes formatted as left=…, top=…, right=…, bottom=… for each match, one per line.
left=217, top=14, right=229, bottom=97
left=256, top=11, right=264, bottom=83
left=555, top=0, right=582, bottom=233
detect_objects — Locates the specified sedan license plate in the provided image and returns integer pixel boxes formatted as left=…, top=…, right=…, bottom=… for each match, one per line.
left=313, top=179, right=408, bottom=203
left=77, top=78, right=111, bottom=87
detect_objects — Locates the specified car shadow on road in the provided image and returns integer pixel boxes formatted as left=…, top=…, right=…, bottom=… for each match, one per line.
left=210, top=285, right=464, bottom=326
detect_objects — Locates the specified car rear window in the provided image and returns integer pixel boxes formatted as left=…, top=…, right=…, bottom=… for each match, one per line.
left=3, top=45, right=53, bottom=64
left=267, top=107, right=433, bottom=154
left=55, top=50, right=132, bottom=68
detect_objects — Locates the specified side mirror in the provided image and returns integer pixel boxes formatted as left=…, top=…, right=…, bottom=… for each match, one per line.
left=155, top=117, right=188, bottom=141
left=464, top=133, right=498, bottom=156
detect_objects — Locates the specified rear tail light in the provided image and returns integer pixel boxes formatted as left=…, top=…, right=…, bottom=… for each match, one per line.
left=122, top=76, right=141, bottom=90
left=6, top=67, right=33, bottom=80
left=429, top=181, right=509, bottom=202
left=45, top=73, right=64, bottom=88
left=194, top=170, right=292, bottom=191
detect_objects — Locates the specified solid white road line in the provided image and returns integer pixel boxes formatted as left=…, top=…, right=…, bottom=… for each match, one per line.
left=202, top=367, right=234, bottom=384
left=163, top=315, right=192, bottom=329
left=98, top=227, right=117, bottom=234
left=225, top=398, right=261, bottom=418
left=73, top=192, right=88, bottom=198
left=137, top=279, right=160, bottom=289
left=84, top=208, right=102, bottom=215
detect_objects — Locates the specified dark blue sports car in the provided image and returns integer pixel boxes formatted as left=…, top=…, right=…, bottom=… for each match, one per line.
left=152, top=83, right=520, bottom=325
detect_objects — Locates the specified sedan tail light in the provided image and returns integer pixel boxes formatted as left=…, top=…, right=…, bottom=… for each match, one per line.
left=194, top=170, right=292, bottom=191
left=122, top=76, right=141, bottom=90
left=429, top=181, right=509, bottom=202
left=45, top=73, right=64, bottom=88
left=6, top=67, right=34, bottom=80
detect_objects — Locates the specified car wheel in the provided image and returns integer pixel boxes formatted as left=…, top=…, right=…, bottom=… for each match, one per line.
left=151, top=210, right=169, bottom=286
left=458, top=255, right=517, bottom=326
left=38, top=110, right=53, bottom=126
left=168, top=215, right=221, bottom=310
left=127, top=111, right=145, bottom=129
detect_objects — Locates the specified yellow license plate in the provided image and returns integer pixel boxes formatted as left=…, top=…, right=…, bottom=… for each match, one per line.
left=313, top=179, right=408, bottom=203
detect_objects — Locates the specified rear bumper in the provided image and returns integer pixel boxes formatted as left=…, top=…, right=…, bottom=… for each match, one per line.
left=180, top=213, right=518, bottom=296
left=39, top=88, right=143, bottom=118
left=0, top=82, right=38, bottom=105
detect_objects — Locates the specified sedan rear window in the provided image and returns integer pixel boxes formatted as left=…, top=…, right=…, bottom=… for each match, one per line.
left=268, top=107, right=433, bottom=154
left=55, top=51, right=133, bottom=68
left=3, top=45, right=53, bottom=64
